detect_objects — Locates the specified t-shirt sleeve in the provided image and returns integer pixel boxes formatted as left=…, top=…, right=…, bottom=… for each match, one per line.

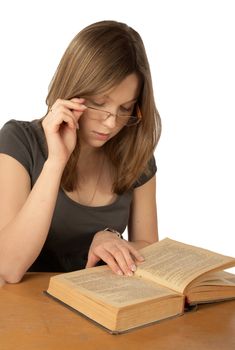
left=134, top=155, right=157, bottom=188
left=0, top=119, right=33, bottom=175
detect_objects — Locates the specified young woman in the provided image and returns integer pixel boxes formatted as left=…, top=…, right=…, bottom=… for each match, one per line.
left=0, top=20, right=161, bottom=283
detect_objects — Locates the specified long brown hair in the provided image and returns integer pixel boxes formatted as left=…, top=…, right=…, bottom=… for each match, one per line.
left=45, top=20, right=161, bottom=194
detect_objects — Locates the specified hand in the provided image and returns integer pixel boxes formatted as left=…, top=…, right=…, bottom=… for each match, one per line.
left=0, top=275, right=5, bottom=287
left=86, top=231, right=145, bottom=276
left=42, top=98, right=87, bottom=166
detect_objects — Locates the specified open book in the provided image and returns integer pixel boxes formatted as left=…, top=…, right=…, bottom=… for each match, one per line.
left=46, top=238, right=235, bottom=333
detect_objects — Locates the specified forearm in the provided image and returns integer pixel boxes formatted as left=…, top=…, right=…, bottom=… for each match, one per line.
left=128, top=240, right=154, bottom=250
left=0, top=160, right=64, bottom=283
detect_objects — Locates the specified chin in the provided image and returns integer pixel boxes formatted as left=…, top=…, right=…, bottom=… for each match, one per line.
left=91, top=139, right=109, bottom=147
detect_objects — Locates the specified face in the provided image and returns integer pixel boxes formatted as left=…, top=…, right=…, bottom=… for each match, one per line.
left=77, top=73, right=140, bottom=150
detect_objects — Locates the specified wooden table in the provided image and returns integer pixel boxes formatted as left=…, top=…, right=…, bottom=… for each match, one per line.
left=0, top=273, right=235, bottom=350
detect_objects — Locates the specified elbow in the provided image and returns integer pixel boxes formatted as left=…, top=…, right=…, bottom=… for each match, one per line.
left=5, top=274, right=24, bottom=284
left=0, top=269, right=25, bottom=284
left=0, top=256, right=28, bottom=284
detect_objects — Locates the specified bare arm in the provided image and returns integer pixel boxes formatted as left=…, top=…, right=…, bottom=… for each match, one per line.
left=86, top=175, right=158, bottom=276
left=0, top=98, right=86, bottom=283
left=128, top=174, right=158, bottom=249
left=0, top=155, right=64, bottom=283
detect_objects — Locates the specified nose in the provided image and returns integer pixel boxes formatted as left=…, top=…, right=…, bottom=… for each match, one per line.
left=102, top=113, right=117, bottom=129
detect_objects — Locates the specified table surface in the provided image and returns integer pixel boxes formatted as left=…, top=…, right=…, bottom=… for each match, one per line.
left=0, top=272, right=235, bottom=350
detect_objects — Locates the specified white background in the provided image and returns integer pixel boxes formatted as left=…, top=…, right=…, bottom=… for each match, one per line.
left=0, top=0, right=234, bottom=271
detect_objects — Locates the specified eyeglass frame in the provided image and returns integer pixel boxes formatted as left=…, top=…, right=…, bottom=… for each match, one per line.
left=84, top=103, right=142, bottom=127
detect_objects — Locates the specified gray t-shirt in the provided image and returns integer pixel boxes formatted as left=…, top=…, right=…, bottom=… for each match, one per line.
left=0, top=119, right=157, bottom=272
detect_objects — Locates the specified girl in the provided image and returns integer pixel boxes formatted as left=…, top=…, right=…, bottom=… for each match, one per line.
left=0, top=20, right=161, bottom=283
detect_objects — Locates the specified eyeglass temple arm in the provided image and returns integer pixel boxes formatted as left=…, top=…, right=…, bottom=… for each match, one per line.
left=136, top=104, right=142, bottom=121
left=86, top=104, right=142, bottom=121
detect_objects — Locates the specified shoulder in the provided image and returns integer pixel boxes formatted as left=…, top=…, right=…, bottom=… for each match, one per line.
left=0, top=118, right=42, bottom=139
left=0, top=119, right=45, bottom=148
left=134, top=155, right=157, bottom=188
left=0, top=119, right=46, bottom=175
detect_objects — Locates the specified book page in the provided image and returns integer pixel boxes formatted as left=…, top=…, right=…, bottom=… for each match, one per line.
left=190, top=270, right=235, bottom=287
left=136, top=238, right=235, bottom=293
left=58, top=266, right=180, bottom=307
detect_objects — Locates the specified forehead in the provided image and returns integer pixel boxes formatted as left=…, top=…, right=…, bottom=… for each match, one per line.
left=94, top=73, right=141, bottom=103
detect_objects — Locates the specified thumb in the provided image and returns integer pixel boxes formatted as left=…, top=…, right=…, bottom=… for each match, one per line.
left=86, top=252, right=101, bottom=268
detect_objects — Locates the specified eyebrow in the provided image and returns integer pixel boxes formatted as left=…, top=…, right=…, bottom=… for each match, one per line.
left=123, top=98, right=138, bottom=104
left=97, top=94, right=138, bottom=104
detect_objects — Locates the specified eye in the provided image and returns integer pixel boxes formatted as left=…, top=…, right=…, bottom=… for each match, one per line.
left=120, top=105, right=133, bottom=114
left=90, top=100, right=105, bottom=107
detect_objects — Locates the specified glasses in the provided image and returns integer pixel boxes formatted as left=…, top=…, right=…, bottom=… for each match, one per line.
left=85, top=104, right=142, bottom=127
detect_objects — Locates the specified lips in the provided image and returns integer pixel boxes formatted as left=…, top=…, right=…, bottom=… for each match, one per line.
left=92, top=131, right=110, bottom=141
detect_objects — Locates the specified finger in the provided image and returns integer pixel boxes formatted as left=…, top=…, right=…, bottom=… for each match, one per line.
left=50, top=104, right=85, bottom=127
left=45, top=108, right=78, bottom=131
left=71, top=108, right=86, bottom=125
left=111, top=247, right=134, bottom=276
left=86, top=252, right=100, bottom=268
left=58, top=107, right=79, bottom=127
left=97, top=250, right=124, bottom=276
left=70, top=97, right=85, bottom=104
left=53, top=98, right=87, bottom=113
left=53, top=112, right=77, bottom=131
left=128, top=245, right=145, bottom=263
left=50, top=104, right=78, bottom=120
left=119, top=246, right=137, bottom=273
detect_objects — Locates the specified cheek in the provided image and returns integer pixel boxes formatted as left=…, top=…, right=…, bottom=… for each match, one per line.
left=77, top=114, right=90, bottom=129
left=78, top=116, right=101, bottom=139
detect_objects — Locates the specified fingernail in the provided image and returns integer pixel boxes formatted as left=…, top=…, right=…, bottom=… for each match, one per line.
left=139, top=256, right=145, bottom=262
left=127, top=271, right=133, bottom=277
left=80, top=104, right=87, bottom=109
left=131, top=264, right=136, bottom=272
left=117, top=270, right=123, bottom=276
